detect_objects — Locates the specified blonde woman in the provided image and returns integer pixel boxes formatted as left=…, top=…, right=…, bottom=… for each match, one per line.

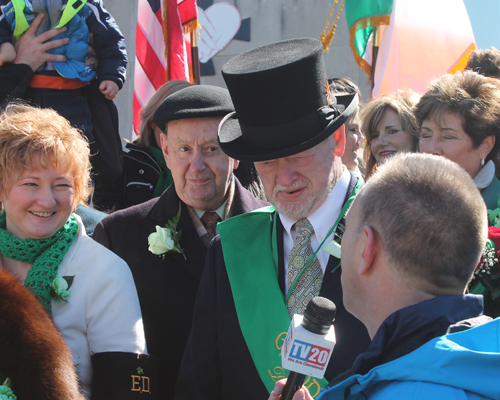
left=361, top=92, right=420, bottom=181
left=0, top=104, right=153, bottom=398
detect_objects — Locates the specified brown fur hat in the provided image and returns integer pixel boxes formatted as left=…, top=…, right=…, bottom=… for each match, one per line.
left=0, top=269, right=84, bottom=400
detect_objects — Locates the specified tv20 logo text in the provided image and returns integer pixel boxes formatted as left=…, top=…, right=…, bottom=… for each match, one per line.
left=288, top=340, right=330, bottom=367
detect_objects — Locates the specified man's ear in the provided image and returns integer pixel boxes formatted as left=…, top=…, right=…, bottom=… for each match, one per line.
left=233, top=159, right=240, bottom=170
left=160, top=132, right=170, bottom=168
left=359, top=225, right=376, bottom=275
left=333, top=125, right=346, bottom=157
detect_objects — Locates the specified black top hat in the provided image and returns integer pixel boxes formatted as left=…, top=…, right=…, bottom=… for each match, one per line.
left=218, top=38, right=358, bottom=162
left=153, top=85, right=234, bottom=132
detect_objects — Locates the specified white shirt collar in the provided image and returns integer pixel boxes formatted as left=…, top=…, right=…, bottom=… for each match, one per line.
left=193, top=201, right=227, bottom=220
left=280, top=166, right=350, bottom=240
left=280, top=166, right=350, bottom=274
left=474, top=160, right=495, bottom=190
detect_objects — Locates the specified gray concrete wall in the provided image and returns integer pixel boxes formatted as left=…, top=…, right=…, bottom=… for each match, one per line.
left=102, top=0, right=138, bottom=141
left=104, top=0, right=369, bottom=142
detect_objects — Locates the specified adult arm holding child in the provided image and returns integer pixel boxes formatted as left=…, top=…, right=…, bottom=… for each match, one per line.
left=0, top=13, right=100, bottom=106
left=0, top=13, right=68, bottom=104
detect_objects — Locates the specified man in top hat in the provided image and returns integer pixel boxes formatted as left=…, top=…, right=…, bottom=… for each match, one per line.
left=175, top=38, right=371, bottom=400
left=92, top=85, right=268, bottom=400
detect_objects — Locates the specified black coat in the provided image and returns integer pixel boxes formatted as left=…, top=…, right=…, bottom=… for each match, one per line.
left=121, top=142, right=162, bottom=208
left=98, top=141, right=162, bottom=211
left=175, top=175, right=371, bottom=400
left=92, top=179, right=268, bottom=400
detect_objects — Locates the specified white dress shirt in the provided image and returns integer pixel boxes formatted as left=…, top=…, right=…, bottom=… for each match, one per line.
left=279, top=167, right=350, bottom=295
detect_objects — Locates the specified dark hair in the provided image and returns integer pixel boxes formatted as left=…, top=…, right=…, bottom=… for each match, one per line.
left=466, top=47, right=500, bottom=79
left=233, top=161, right=267, bottom=201
left=359, top=153, right=487, bottom=291
left=328, top=77, right=363, bottom=103
left=414, top=70, right=500, bottom=163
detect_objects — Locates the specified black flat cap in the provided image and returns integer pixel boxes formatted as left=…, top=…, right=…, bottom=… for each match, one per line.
left=153, top=85, right=235, bottom=132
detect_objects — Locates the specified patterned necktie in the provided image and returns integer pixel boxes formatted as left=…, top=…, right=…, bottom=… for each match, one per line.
left=286, top=218, right=323, bottom=318
left=201, top=211, right=222, bottom=238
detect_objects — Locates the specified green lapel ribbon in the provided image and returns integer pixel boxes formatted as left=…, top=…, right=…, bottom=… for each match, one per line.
left=148, top=144, right=173, bottom=198
left=218, top=178, right=362, bottom=396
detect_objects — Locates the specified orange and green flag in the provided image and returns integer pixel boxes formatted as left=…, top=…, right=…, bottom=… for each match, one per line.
left=346, top=0, right=476, bottom=98
left=345, top=0, right=393, bottom=78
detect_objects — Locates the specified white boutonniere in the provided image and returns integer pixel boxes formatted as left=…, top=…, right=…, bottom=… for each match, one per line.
left=322, top=222, right=345, bottom=259
left=50, top=274, right=74, bottom=303
left=148, top=203, right=187, bottom=260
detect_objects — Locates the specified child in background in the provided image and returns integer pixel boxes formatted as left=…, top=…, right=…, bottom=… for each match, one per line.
left=0, top=0, right=127, bottom=142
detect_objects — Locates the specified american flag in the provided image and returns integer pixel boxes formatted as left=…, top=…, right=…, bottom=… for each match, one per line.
left=133, top=0, right=198, bottom=136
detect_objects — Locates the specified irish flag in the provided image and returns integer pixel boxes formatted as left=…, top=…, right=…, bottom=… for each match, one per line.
left=346, top=0, right=476, bottom=98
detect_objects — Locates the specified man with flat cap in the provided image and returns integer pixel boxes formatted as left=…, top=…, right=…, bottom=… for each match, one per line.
left=175, top=38, right=371, bottom=400
left=93, top=85, right=268, bottom=400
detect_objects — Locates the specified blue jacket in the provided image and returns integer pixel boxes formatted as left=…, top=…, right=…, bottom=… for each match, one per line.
left=319, top=296, right=500, bottom=400
left=0, top=0, right=127, bottom=87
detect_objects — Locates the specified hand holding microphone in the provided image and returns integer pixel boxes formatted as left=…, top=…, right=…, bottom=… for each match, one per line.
left=270, top=379, right=314, bottom=400
left=280, top=297, right=336, bottom=400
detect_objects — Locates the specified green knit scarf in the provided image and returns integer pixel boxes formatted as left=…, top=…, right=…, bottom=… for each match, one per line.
left=0, top=213, right=79, bottom=314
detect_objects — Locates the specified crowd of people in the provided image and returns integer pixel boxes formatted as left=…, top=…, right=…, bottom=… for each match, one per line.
left=0, top=5, right=500, bottom=400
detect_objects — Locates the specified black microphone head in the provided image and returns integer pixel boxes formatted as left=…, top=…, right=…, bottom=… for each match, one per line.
left=302, top=296, right=336, bottom=335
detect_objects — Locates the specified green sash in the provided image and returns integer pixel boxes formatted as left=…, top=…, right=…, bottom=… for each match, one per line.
left=218, top=179, right=361, bottom=397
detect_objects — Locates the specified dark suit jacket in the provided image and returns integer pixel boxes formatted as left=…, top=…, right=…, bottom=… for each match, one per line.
left=175, top=174, right=371, bottom=400
left=92, top=178, right=268, bottom=400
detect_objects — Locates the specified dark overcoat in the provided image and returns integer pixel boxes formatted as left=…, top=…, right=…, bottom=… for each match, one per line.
left=92, top=178, right=268, bottom=400
left=175, top=174, right=371, bottom=400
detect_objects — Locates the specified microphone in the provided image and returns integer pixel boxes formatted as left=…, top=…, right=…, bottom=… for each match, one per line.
left=281, top=297, right=336, bottom=400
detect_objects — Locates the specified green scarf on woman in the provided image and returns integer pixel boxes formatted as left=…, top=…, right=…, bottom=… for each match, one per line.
left=0, top=213, right=79, bottom=314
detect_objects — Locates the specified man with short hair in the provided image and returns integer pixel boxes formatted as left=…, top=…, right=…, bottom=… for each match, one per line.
left=271, top=153, right=500, bottom=400
left=175, top=38, right=371, bottom=400
left=93, top=85, right=268, bottom=400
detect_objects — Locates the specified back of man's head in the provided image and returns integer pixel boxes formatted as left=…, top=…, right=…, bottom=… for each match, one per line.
left=466, top=47, right=500, bottom=79
left=358, top=153, right=487, bottom=293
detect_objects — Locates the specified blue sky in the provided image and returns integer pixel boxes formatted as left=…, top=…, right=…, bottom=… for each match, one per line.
left=464, top=0, right=500, bottom=49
